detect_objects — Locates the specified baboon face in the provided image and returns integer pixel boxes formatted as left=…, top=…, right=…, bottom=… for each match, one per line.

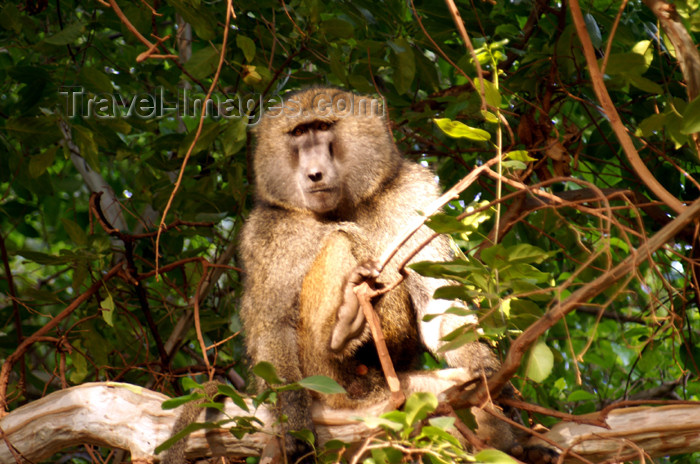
left=288, top=119, right=342, bottom=214
left=252, top=88, right=402, bottom=215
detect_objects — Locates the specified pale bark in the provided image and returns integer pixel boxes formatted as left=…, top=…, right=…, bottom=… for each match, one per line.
left=0, top=370, right=469, bottom=463
left=531, top=404, right=700, bottom=463
left=2, top=376, right=700, bottom=463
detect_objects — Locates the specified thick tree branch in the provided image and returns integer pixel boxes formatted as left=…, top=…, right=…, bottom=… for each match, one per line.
left=2, top=380, right=700, bottom=463
left=60, top=119, right=128, bottom=253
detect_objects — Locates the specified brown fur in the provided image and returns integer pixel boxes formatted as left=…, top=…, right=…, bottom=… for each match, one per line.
left=238, top=87, right=556, bottom=463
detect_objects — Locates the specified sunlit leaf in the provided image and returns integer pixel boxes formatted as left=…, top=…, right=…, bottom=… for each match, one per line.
left=525, top=340, right=554, bottom=383
left=474, top=449, right=519, bottom=463
left=505, top=149, right=536, bottom=162
left=101, top=294, right=115, bottom=327
left=434, top=118, right=491, bottom=141
left=404, top=392, right=438, bottom=426
left=297, top=375, right=346, bottom=394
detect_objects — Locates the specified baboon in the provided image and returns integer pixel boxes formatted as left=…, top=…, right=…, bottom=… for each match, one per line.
left=238, top=87, right=555, bottom=463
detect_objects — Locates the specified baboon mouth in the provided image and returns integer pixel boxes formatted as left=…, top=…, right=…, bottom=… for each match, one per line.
left=308, top=187, right=337, bottom=194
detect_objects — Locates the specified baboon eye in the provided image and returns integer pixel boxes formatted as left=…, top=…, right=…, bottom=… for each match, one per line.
left=291, top=126, right=307, bottom=136
left=317, top=121, right=332, bottom=131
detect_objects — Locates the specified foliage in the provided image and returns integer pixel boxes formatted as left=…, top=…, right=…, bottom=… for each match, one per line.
left=1, top=0, right=700, bottom=462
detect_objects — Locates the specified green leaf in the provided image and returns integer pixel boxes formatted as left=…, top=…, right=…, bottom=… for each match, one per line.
left=409, top=260, right=479, bottom=279
left=185, top=47, right=220, bottom=80
left=681, top=95, right=700, bottom=134
left=18, top=250, right=73, bottom=265
left=29, top=146, right=57, bottom=178
left=5, top=116, right=62, bottom=147
left=182, top=377, right=201, bottom=391
left=505, top=149, right=536, bottom=162
left=434, top=118, right=491, bottom=141
left=156, top=421, right=217, bottom=454
left=636, top=113, right=666, bottom=137
left=289, top=428, right=315, bottom=446
left=390, top=38, right=415, bottom=95
left=567, top=389, right=596, bottom=402
left=217, top=384, right=250, bottom=412
left=321, top=19, right=354, bottom=39
left=601, top=53, right=647, bottom=75
left=481, top=109, right=499, bottom=123
left=433, top=285, right=482, bottom=301
left=101, top=294, right=115, bottom=327
left=626, top=74, right=663, bottom=95
left=253, top=361, right=284, bottom=385
left=72, top=260, right=88, bottom=292
left=480, top=244, right=507, bottom=267
left=79, top=67, right=114, bottom=94
left=362, top=414, right=405, bottom=431
left=221, top=118, right=248, bottom=156
left=525, top=340, right=554, bottom=383
left=680, top=342, right=700, bottom=375
left=44, top=21, right=85, bottom=45
left=161, top=391, right=203, bottom=410
left=474, top=449, right=519, bottom=463
left=371, top=446, right=403, bottom=464
left=404, top=392, right=438, bottom=426
left=584, top=13, right=602, bottom=49
left=426, top=214, right=472, bottom=234
left=169, top=0, right=217, bottom=40
left=329, top=48, right=348, bottom=83
left=632, top=40, right=654, bottom=68
left=506, top=244, right=549, bottom=264
left=72, top=125, right=99, bottom=171
left=236, top=35, right=256, bottom=63
left=179, top=122, right=221, bottom=156
left=437, top=331, right=478, bottom=354
left=502, top=160, right=527, bottom=170
left=0, top=4, right=22, bottom=34
left=419, top=425, right=463, bottom=449
left=69, top=341, right=88, bottom=384
left=61, top=218, right=87, bottom=246
left=428, top=416, right=455, bottom=431
left=473, top=78, right=502, bottom=108
left=297, top=375, right=346, bottom=394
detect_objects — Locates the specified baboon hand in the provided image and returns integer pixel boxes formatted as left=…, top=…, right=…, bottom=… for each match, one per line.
left=330, top=260, right=380, bottom=352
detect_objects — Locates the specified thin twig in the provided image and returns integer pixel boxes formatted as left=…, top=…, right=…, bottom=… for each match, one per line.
left=444, top=0, right=487, bottom=110
left=155, top=0, right=234, bottom=276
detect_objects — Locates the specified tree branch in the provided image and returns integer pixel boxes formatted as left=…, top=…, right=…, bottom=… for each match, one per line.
left=485, top=197, right=700, bottom=398
left=2, top=380, right=700, bottom=463
left=568, top=0, right=686, bottom=214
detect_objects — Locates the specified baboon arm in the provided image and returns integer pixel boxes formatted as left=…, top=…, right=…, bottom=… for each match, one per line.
left=399, top=230, right=487, bottom=370
left=299, top=231, right=368, bottom=367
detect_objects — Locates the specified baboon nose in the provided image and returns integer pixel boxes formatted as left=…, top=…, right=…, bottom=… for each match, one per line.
left=308, top=171, right=323, bottom=182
